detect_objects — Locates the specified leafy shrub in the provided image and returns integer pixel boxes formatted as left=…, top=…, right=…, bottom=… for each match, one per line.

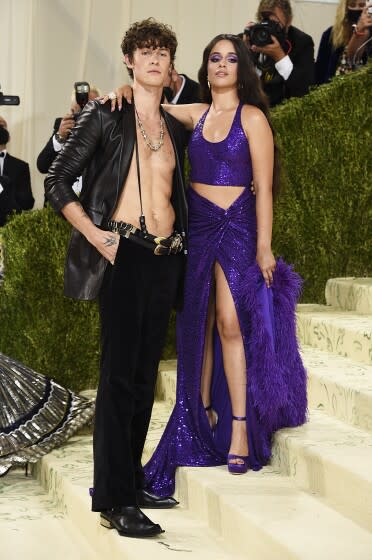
left=0, top=208, right=100, bottom=390
left=271, top=64, right=371, bottom=301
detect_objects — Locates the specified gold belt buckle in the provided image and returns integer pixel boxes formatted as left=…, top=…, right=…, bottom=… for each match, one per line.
left=154, top=236, right=166, bottom=255
left=124, top=225, right=136, bottom=239
left=171, top=234, right=182, bottom=253
left=154, top=236, right=166, bottom=245
left=110, top=221, right=119, bottom=234
left=154, top=245, right=164, bottom=255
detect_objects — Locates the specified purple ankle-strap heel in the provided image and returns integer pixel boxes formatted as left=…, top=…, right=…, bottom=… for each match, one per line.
left=228, top=415, right=249, bottom=475
left=204, top=404, right=218, bottom=431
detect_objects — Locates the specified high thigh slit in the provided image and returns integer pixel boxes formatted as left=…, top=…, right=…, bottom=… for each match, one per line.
left=144, top=187, right=307, bottom=497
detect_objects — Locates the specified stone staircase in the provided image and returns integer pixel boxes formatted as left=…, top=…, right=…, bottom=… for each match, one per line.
left=2, top=277, right=372, bottom=559
left=0, top=469, right=100, bottom=560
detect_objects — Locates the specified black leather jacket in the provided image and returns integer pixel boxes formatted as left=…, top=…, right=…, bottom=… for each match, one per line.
left=45, top=100, right=188, bottom=301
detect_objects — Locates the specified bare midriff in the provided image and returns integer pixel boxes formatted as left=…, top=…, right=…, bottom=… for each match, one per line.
left=191, top=183, right=245, bottom=210
left=112, top=132, right=176, bottom=237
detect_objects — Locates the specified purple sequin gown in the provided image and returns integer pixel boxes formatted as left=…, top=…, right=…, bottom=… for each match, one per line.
left=144, top=104, right=307, bottom=497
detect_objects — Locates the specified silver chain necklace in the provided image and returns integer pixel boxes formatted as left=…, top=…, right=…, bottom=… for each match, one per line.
left=135, top=107, right=164, bottom=151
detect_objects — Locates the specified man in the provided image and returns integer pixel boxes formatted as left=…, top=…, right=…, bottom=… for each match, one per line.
left=0, top=118, right=34, bottom=218
left=37, top=85, right=101, bottom=200
left=163, top=67, right=201, bottom=104
left=45, top=18, right=188, bottom=538
left=245, top=0, right=315, bottom=107
left=0, top=174, right=15, bottom=227
left=37, top=85, right=101, bottom=174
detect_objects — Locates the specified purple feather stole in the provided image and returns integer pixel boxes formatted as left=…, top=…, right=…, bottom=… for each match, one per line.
left=144, top=188, right=307, bottom=497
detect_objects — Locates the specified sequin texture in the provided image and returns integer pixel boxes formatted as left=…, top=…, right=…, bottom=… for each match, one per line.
left=188, top=103, right=253, bottom=188
left=144, top=185, right=307, bottom=497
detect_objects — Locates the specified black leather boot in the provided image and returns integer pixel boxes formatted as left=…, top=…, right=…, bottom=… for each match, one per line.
left=100, top=505, right=164, bottom=538
left=136, top=489, right=179, bottom=509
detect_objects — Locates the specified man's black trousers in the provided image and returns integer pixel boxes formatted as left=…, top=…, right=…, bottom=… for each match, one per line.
left=91, top=236, right=182, bottom=511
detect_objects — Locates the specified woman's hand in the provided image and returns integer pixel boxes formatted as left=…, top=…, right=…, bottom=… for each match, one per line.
left=356, top=2, right=372, bottom=33
left=99, top=85, right=133, bottom=111
left=256, top=248, right=276, bottom=288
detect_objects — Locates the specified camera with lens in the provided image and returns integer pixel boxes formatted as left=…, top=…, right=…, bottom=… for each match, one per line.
left=245, top=20, right=286, bottom=50
left=73, top=81, right=90, bottom=120
left=0, top=84, right=20, bottom=106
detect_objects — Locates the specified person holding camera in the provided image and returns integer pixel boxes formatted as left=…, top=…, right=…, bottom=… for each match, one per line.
left=316, top=0, right=372, bottom=84
left=37, top=84, right=100, bottom=177
left=244, top=0, right=315, bottom=107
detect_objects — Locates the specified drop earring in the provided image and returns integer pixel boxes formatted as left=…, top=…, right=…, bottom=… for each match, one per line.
left=207, top=78, right=211, bottom=89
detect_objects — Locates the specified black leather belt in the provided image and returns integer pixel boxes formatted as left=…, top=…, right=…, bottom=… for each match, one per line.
left=104, top=219, right=183, bottom=256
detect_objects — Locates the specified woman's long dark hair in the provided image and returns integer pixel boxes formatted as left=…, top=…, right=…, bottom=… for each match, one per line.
left=198, top=34, right=280, bottom=198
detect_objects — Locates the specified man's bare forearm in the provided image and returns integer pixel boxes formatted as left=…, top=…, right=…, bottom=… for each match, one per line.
left=62, top=201, right=120, bottom=263
left=62, top=201, right=97, bottom=242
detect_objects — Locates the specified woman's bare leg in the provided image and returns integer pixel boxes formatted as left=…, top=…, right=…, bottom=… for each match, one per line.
left=215, top=262, right=248, bottom=463
left=200, top=283, right=217, bottom=428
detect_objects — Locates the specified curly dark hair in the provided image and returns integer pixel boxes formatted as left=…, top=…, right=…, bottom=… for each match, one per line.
left=121, top=18, right=177, bottom=79
left=198, top=34, right=280, bottom=198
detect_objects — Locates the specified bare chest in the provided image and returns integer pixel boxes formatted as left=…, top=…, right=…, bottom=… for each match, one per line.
left=135, top=131, right=175, bottom=174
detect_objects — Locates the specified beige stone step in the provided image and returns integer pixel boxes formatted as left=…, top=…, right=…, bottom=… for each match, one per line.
left=158, top=352, right=372, bottom=433
left=176, top=465, right=372, bottom=560
left=34, top=406, right=372, bottom=560
left=0, top=469, right=100, bottom=560
left=33, top=437, right=247, bottom=560
left=296, top=304, right=372, bottom=365
left=301, top=345, right=372, bottom=432
left=325, top=278, right=372, bottom=314
left=271, top=409, right=372, bottom=532
left=155, top=365, right=372, bottom=532
left=157, top=359, right=177, bottom=406
left=139, top=401, right=372, bottom=559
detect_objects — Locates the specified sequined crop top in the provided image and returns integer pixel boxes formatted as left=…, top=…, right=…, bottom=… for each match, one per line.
left=188, top=103, right=252, bottom=188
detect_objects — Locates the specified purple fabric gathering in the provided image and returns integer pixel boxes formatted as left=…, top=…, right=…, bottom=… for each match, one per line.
left=144, top=185, right=307, bottom=498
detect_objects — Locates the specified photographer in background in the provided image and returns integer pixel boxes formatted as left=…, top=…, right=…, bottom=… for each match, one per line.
left=37, top=83, right=100, bottom=178
left=0, top=118, right=34, bottom=225
left=244, top=0, right=315, bottom=107
left=316, top=0, right=372, bottom=84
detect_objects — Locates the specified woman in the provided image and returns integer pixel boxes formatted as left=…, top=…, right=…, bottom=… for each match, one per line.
left=316, top=0, right=372, bottom=84
left=109, top=34, right=306, bottom=496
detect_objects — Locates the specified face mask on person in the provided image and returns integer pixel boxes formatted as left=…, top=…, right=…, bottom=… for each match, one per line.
left=0, top=126, right=10, bottom=145
left=346, top=8, right=363, bottom=24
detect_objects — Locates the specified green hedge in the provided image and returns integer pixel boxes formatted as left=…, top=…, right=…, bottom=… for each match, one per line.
left=0, top=207, right=176, bottom=391
left=271, top=64, right=371, bottom=302
left=0, top=65, right=371, bottom=390
left=0, top=209, right=100, bottom=390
